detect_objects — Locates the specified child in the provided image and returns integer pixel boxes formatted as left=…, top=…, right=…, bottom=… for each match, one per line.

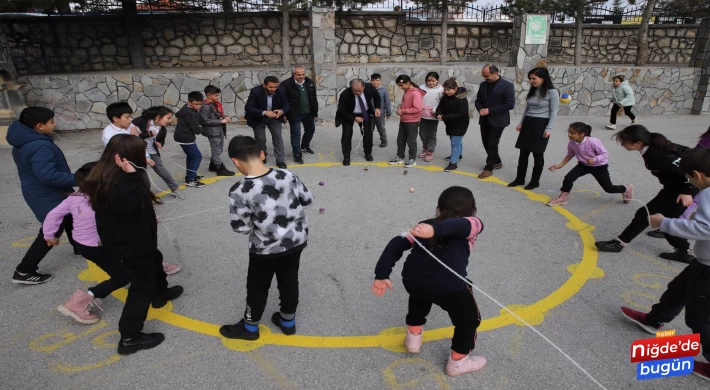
left=435, top=79, right=469, bottom=173
left=605, top=75, right=636, bottom=130
left=84, top=134, right=183, bottom=355
left=371, top=186, right=485, bottom=376
left=389, top=75, right=425, bottom=169
left=200, top=85, right=234, bottom=177
left=547, top=122, right=634, bottom=207
left=370, top=73, right=391, bottom=148
left=132, top=106, right=184, bottom=200
left=595, top=125, right=699, bottom=264
left=174, top=91, right=206, bottom=188
left=220, top=135, right=313, bottom=341
left=419, top=72, right=443, bottom=162
left=622, top=147, right=710, bottom=381
left=102, top=102, right=140, bottom=146
left=7, top=107, right=78, bottom=284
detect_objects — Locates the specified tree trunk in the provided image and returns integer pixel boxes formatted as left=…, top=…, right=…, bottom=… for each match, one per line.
left=282, top=1, right=290, bottom=69
left=574, top=1, right=584, bottom=66
left=635, top=0, right=659, bottom=66
left=440, top=1, right=448, bottom=65
left=121, top=0, right=147, bottom=69
left=223, top=0, right=233, bottom=13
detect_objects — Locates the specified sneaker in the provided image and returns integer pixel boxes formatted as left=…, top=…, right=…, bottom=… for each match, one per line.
left=404, top=328, right=423, bottom=353
left=208, top=162, right=218, bottom=172
left=220, top=319, right=260, bottom=340
left=424, top=151, right=433, bottom=162
left=171, top=190, right=185, bottom=200
left=152, top=285, right=184, bottom=309
left=647, top=229, right=665, bottom=239
left=444, top=163, right=458, bottom=172
left=605, top=124, right=617, bottom=130
left=294, top=156, right=304, bottom=164
left=185, top=180, right=206, bottom=188
left=380, top=141, right=388, bottom=148
left=195, top=175, right=205, bottom=180
left=547, top=192, right=569, bottom=207
left=659, top=249, right=695, bottom=264
left=693, top=361, right=710, bottom=381
left=632, top=118, right=638, bottom=124
left=57, top=289, right=101, bottom=324
left=388, top=157, right=405, bottom=165
left=620, top=306, right=662, bottom=335
left=117, top=332, right=165, bottom=355
left=623, top=184, right=634, bottom=204
left=595, top=239, right=624, bottom=252
left=216, top=164, right=236, bottom=177
left=12, top=270, right=53, bottom=285
left=163, top=262, right=181, bottom=275
left=493, top=163, right=503, bottom=170
left=301, top=146, right=314, bottom=154
left=445, top=155, right=463, bottom=161
left=404, top=159, right=417, bottom=168
left=445, top=354, right=487, bottom=376
left=417, top=148, right=429, bottom=158
left=277, top=162, right=288, bottom=169
left=270, top=312, right=296, bottom=336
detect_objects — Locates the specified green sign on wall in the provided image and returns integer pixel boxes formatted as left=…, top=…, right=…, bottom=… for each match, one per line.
left=525, top=15, right=548, bottom=45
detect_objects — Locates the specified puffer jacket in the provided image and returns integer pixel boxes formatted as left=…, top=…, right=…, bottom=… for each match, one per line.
left=199, top=102, right=225, bottom=138
left=435, top=87, right=470, bottom=136
left=612, top=80, right=635, bottom=107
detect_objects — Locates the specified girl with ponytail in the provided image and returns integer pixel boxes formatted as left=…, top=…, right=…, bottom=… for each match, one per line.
left=547, top=122, right=633, bottom=207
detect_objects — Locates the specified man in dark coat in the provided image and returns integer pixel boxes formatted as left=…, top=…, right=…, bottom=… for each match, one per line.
left=335, top=79, right=381, bottom=166
left=474, top=64, right=516, bottom=179
left=245, top=76, right=290, bottom=169
left=278, top=66, right=318, bottom=164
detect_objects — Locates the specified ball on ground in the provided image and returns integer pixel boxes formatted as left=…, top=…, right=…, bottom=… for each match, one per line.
left=560, top=93, right=572, bottom=104
left=319, top=208, right=325, bottom=214
left=364, top=167, right=369, bottom=171
left=319, top=181, right=325, bottom=186
left=409, top=187, right=415, bottom=193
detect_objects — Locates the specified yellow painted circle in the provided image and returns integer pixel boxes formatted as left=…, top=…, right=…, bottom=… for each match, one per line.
left=78, top=162, right=601, bottom=351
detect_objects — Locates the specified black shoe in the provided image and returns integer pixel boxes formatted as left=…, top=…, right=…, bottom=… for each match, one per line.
left=380, top=141, right=388, bottom=148
left=270, top=312, right=296, bottom=336
left=343, top=158, right=351, bottom=166
left=647, top=229, right=665, bottom=239
left=294, top=156, right=304, bottom=164
left=208, top=162, right=217, bottom=172
left=152, top=285, right=184, bottom=309
left=595, top=240, right=624, bottom=253
left=195, top=175, right=205, bottom=180
left=215, top=164, right=235, bottom=177
left=220, top=319, right=260, bottom=340
left=524, top=181, right=539, bottom=190
left=117, top=332, right=165, bottom=355
left=445, top=155, right=463, bottom=161
left=277, top=162, right=288, bottom=169
left=507, top=178, right=525, bottom=187
left=301, top=146, right=314, bottom=154
left=444, top=163, right=458, bottom=172
left=365, top=154, right=373, bottom=162
left=659, top=249, right=695, bottom=264
left=185, top=180, right=206, bottom=188
left=12, top=270, right=53, bottom=285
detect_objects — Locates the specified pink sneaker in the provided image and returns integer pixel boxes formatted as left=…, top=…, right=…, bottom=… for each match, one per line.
left=163, top=262, right=181, bottom=275
left=623, top=184, right=634, bottom=204
left=445, top=354, right=487, bottom=376
left=424, top=151, right=433, bottom=162
left=57, top=289, right=101, bottom=324
left=404, top=329, right=423, bottom=353
left=417, top=148, right=429, bottom=158
left=547, top=192, right=569, bottom=207
left=621, top=306, right=662, bottom=335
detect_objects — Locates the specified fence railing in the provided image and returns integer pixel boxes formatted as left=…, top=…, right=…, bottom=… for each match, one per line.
left=406, top=5, right=514, bottom=22
left=554, top=5, right=700, bottom=25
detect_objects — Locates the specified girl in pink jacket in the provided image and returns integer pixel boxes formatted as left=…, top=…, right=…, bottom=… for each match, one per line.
left=389, top=75, right=426, bottom=168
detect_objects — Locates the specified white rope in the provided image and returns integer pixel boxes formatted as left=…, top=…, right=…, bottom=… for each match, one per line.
left=159, top=206, right=226, bottom=222
left=405, top=232, right=608, bottom=390
left=127, top=161, right=180, bottom=199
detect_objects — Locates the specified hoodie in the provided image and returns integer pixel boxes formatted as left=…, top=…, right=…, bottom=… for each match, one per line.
left=612, top=80, right=635, bottom=107
left=6, top=121, right=75, bottom=222
left=435, top=87, right=470, bottom=136
left=399, top=86, right=426, bottom=123
left=419, top=84, right=443, bottom=120
left=174, top=104, right=203, bottom=143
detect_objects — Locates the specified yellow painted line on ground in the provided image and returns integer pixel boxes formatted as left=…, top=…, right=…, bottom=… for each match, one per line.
left=86, top=163, right=601, bottom=351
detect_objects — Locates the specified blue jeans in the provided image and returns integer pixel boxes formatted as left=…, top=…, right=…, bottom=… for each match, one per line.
left=450, top=136, right=463, bottom=164
left=288, top=113, right=316, bottom=158
left=180, top=143, right=202, bottom=181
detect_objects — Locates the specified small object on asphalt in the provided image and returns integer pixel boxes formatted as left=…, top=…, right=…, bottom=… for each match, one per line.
left=364, top=167, right=369, bottom=171
left=409, top=187, right=415, bottom=193
left=319, top=208, right=325, bottom=214
left=404, top=170, right=408, bottom=175
left=319, top=181, right=325, bottom=186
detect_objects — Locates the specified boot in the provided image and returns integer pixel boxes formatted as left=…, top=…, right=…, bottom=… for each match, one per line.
left=215, top=164, right=235, bottom=177
left=507, top=165, right=526, bottom=187
left=57, top=289, right=101, bottom=324
left=525, top=165, right=543, bottom=190
left=208, top=162, right=218, bottom=172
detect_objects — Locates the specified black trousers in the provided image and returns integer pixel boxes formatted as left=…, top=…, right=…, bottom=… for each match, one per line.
left=76, top=243, right=129, bottom=299
left=516, top=150, right=545, bottom=182
left=17, top=215, right=76, bottom=274
left=618, top=188, right=690, bottom=250
left=648, top=260, right=710, bottom=361
left=244, top=249, right=303, bottom=324
left=341, top=117, right=373, bottom=158
left=404, top=284, right=481, bottom=354
left=561, top=163, right=626, bottom=194
left=610, top=104, right=636, bottom=124
left=118, top=249, right=168, bottom=338
left=480, top=122, right=505, bottom=171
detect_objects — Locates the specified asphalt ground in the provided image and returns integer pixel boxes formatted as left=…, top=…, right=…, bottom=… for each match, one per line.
left=0, top=114, right=709, bottom=389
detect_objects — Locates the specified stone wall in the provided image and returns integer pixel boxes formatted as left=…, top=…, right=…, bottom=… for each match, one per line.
left=548, top=24, right=697, bottom=65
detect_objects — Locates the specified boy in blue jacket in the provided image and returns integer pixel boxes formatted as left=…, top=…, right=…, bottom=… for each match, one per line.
left=7, top=107, right=77, bottom=285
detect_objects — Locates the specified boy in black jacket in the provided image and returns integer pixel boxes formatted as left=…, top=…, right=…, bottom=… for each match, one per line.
left=436, top=79, right=469, bottom=173
left=175, top=92, right=206, bottom=188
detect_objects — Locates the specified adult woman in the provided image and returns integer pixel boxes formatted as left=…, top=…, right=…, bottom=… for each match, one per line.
left=508, top=67, right=559, bottom=190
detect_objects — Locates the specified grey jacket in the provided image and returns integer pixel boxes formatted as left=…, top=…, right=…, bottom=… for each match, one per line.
left=199, top=103, right=224, bottom=138
left=660, top=187, right=710, bottom=266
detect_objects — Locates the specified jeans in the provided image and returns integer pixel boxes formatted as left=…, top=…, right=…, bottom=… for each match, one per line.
left=288, top=113, right=316, bottom=159
left=396, top=122, right=419, bottom=160
left=179, top=143, right=202, bottom=182
left=449, top=136, right=463, bottom=164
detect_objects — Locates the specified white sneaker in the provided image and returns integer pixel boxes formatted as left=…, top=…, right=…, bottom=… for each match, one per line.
left=445, top=354, right=487, bottom=376
left=388, top=157, right=404, bottom=165
left=404, top=159, right=417, bottom=168
left=404, top=329, right=423, bottom=353
left=605, top=124, right=616, bottom=130
left=171, top=190, right=185, bottom=200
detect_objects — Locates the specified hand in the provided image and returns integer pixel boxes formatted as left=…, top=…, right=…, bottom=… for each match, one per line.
left=115, top=154, right=137, bottom=172
left=129, top=125, right=140, bottom=136
left=273, top=110, right=282, bottom=118
left=222, top=117, right=231, bottom=123
left=156, top=141, right=163, bottom=150
left=549, top=164, right=563, bottom=171
left=409, top=223, right=434, bottom=238
left=543, top=131, right=551, bottom=139
left=375, top=108, right=381, bottom=118
left=45, top=238, right=60, bottom=247
left=587, top=157, right=595, bottom=164
left=516, top=125, right=521, bottom=132
left=354, top=117, right=364, bottom=123
left=437, top=115, right=443, bottom=121
left=649, top=214, right=665, bottom=229
left=283, top=115, right=288, bottom=123
left=479, top=108, right=489, bottom=116
left=396, top=109, right=403, bottom=116
left=371, top=279, right=393, bottom=296
left=146, top=158, right=155, bottom=167
left=677, top=194, right=693, bottom=207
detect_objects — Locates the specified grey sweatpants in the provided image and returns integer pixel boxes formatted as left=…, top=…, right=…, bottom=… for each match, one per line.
left=396, top=121, right=419, bottom=160
left=370, top=114, right=387, bottom=143
left=149, top=153, right=179, bottom=191
left=208, top=136, right=224, bottom=166
left=252, top=119, right=285, bottom=163
left=419, top=119, right=439, bottom=152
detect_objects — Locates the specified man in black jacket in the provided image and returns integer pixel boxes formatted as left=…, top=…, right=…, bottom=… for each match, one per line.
left=279, top=66, right=318, bottom=164
left=474, top=64, right=516, bottom=179
left=335, top=79, right=381, bottom=166
left=245, top=76, right=290, bottom=169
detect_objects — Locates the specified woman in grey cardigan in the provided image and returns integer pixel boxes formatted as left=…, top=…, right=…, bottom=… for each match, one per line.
left=508, top=67, right=559, bottom=190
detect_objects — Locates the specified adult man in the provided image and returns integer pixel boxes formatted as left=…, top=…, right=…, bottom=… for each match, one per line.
left=474, top=64, right=516, bottom=179
left=335, top=79, right=381, bottom=166
left=279, top=66, right=318, bottom=164
left=244, top=76, right=290, bottom=169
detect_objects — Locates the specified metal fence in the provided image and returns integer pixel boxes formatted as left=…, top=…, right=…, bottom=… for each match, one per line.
left=554, top=5, right=700, bottom=25
left=406, top=4, right=514, bottom=22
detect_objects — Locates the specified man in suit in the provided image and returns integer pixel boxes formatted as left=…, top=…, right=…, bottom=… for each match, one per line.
left=474, top=64, right=516, bottom=179
left=245, top=76, right=290, bottom=169
left=279, top=66, right=319, bottom=164
left=335, top=79, right=382, bottom=166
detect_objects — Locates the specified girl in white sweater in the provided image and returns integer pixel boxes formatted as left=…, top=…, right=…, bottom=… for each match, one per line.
left=419, top=72, right=444, bottom=162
